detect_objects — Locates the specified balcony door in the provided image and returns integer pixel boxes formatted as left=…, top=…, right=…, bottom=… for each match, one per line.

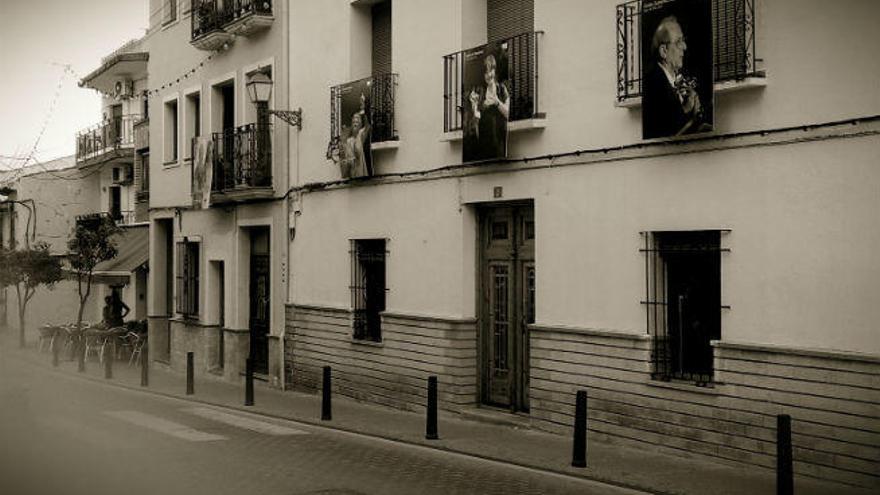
left=248, top=227, right=270, bottom=375
left=479, top=203, right=534, bottom=412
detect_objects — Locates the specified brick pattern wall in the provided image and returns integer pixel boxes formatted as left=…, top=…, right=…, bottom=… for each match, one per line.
left=528, top=325, right=880, bottom=490
left=285, top=304, right=477, bottom=412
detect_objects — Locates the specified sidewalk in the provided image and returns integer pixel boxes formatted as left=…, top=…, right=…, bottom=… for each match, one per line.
left=3, top=336, right=870, bottom=495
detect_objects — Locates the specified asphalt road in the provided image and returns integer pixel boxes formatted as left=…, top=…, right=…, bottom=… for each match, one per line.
left=0, top=351, right=640, bottom=495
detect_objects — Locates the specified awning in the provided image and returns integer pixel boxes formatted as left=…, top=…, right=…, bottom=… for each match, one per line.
left=91, top=224, right=149, bottom=285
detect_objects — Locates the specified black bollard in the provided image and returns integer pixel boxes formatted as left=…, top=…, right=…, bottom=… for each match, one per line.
left=104, top=345, right=113, bottom=379
left=777, top=414, right=793, bottom=495
left=426, top=376, right=439, bottom=440
left=186, top=351, right=194, bottom=395
left=52, top=338, right=60, bottom=368
left=140, top=344, right=149, bottom=387
left=245, top=358, right=254, bottom=406
left=77, top=340, right=86, bottom=373
left=321, top=366, right=332, bottom=421
left=572, top=390, right=588, bottom=468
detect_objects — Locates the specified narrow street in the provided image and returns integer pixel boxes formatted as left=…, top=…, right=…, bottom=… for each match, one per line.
left=0, top=350, right=639, bottom=495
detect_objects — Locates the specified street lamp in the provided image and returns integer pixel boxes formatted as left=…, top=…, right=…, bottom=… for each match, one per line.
left=246, top=71, right=303, bottom=129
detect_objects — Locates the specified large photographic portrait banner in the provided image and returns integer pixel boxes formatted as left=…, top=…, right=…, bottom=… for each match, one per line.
left=338, top=78, right=373, bottom=179
left=462, top=41, right=510, bottom=163
left=641, top=0, right=714, bottom=139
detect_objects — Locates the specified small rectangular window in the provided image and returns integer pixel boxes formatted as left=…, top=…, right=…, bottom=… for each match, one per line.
left=164, top=0, right=178, bottom=25
left=371, top=1, right=392, bottom=75
left=351, top=239, right=387, bottom=342
left=642, top=230, right=725, bottom=385
left=185, top=92, right=201, bottom=160
left=176, top=240, right=200, bottom=317
left=164, top=99, right=179, bottom=163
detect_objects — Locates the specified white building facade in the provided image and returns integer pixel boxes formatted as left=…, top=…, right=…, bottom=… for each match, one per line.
left=282, top=0, right=880, bottom=489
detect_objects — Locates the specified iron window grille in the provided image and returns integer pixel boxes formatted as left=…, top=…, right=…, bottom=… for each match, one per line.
left=616, top=0, right=762, bottom=102
left=176, top=240, right=200, bottom=318
left=328, top=73, right=399, bottom=159
left=211, top=122, right=272, bottom=192
left=641, top=230, right=729, bottom=386
left=350, top=239, right=387, bottom=342
left=443, top=30, right=543, bottom=133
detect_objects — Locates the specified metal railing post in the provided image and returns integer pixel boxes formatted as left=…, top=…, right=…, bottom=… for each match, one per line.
left=426, top=376, right=438, bottom=440
left=777, top=414, right=793, bottom=495
left=245, top=358, right=254, bottom=406
left=186, top=351, right=194, bottom=395
left=321, top=366, right=332, bottom=421
left=572, top=390, right=588, bottom=468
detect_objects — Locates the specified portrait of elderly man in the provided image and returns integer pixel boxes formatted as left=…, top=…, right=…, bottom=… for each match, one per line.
left=642, top=12, right=713, bottom=139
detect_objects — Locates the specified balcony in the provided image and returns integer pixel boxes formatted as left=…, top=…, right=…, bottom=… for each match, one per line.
left=191, top=0, right=235, bottom=50
left=225, top=0, right=274, bottom=36
left=75, top=115, right=137, bottom=167
left=191, top=0, right=273, bottom=50
left=443, top=31, right=545, bottom=137
left=329, top=72, right=399, bottom=155
left=616, top=0, right=764, bottom=105
left=134, top=118, right=149, bottom=151
left=210, top=123, right=273, bottom=204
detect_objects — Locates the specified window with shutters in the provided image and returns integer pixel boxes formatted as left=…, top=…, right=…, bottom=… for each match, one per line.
left=443, top=0, right=542, bottom=132
left=372, top=1, right=392, bottom=75
left=176, top=240, right=200, bottom=318
left=616, top=0, right=763, bottom=102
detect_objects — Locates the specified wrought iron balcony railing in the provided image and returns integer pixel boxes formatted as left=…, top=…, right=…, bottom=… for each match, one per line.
left=75, top=115, right=137, bottom=163
left=192, top=0, right=272, bottom=41
left=192, top=0, right=233, bottom=40
left=616, top=0, right=762, bottom=102
left=329, top=72, right=399, bottom=152
left=211, top=123, right=272, bottom=192
left=443, top=31, right=543, bottom=133
left=229, top=0, right=272, bottom=20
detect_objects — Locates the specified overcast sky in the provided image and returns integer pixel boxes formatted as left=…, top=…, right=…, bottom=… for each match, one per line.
left=0, top=0, right=147, bottom=169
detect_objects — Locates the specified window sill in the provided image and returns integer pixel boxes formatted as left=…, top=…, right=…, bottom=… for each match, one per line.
left=350, top=337, right=384, bottom=348
left=161, top=18, right=179, bottom=31
left=616, top=76, right=768, bottom=109
left=372, top=140, right=400, bottom=151
left=163, top=159, right=180, bottom=168
left=440, top=116, right=548, bottom=142
left=644, top=378, right=720, bottom=396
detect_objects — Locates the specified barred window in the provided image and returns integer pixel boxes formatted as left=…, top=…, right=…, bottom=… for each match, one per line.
left=350, top=239, right=387, bottom=342
left=176, top=240, right=199, bottom=318
left=641, top=230, right=728, bottom=385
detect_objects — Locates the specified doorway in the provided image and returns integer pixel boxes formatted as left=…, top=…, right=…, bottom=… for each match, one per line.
left=249, top=227, right=270, bottom=375
left=479, top=203, right=535, bottom=412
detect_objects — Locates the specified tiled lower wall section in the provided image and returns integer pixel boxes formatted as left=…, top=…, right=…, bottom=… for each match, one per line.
left=528, top=325, right=880, bottom=489
left=285, top=304, right=477, bottom=412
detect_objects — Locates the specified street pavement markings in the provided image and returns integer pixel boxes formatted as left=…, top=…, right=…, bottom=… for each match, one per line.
left=104, top=410, right=227, bottom=442
left=183, top=406, right=310, bottom=436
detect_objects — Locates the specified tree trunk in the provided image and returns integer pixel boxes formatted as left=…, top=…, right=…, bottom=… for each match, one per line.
left=15, top=284, right=25, bottom=348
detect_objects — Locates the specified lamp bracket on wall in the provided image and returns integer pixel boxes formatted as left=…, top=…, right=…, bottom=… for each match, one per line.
left=269, top=109, right=303, bottom=129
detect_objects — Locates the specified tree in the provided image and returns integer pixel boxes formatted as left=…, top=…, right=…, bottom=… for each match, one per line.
left=68, top=214, right=121, bottom=335
left=0, top=243, right=65, bottom=348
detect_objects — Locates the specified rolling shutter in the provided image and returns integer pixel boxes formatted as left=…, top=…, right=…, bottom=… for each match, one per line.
left=487, top=0, right=534, bottom=42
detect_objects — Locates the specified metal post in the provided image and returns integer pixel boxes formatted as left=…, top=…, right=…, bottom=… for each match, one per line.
left=103, top=345, right=112, bottom=379
left=245, top=358, right=254, bottom=406
left=77, top=339, right=85, bottom=373
left=140, top=344, right=149, bottom=387
left=426, top=376, right=439, bottom=440
left=52, top=337, right=59, bottom=368
left=777, top=414, right=793, bottom=495
left=186, top=351, right=194, bottom=395
left=572, top=390, right=588, bottom=468
left=321, top=366, right=332, bottom=421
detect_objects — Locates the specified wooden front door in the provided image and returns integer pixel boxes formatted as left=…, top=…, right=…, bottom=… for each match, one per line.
left=480, top=204, right=535, bottom=411
left=249, top=228, right=270, bottom=374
